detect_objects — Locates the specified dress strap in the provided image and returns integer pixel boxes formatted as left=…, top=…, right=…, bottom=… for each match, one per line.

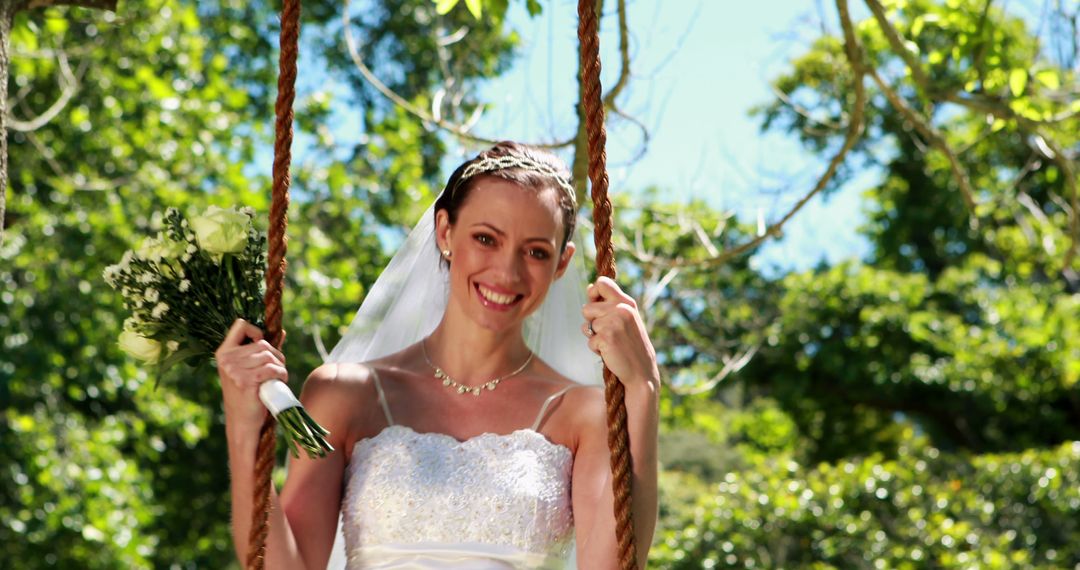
left=530, top=386, right=576, bottom=431
left=369, top=368, right=395, bottom=426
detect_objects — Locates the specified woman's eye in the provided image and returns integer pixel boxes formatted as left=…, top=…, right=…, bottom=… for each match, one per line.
left=529, top=248, right=551, bottom=260
left=474, top=233, right=495, bottom=246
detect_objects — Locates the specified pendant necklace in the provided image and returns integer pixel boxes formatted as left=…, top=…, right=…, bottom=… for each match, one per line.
left=420, top=338, right=534, bottom=396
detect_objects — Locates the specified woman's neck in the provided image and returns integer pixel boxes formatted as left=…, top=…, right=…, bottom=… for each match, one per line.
left=424, top=311, right=532, bottom=387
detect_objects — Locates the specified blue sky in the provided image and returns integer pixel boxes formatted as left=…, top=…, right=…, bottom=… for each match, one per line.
left=292, top=1, right=880, bottom=276
left=458, top=0, right=877, bottom=276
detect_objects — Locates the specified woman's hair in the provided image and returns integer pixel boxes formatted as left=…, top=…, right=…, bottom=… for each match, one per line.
left=434, top=142, right=578, bottom=256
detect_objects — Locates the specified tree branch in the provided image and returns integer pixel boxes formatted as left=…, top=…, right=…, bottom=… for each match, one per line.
left=862, top=0, right=1080, bottom=275
left=601, top=0, right=630, bottom=106
left=865, top=66, right=981, bottom=227
left=20, top=0, right=117, bottom=11
left=863, top=0, right=931, bottom=88
left=341, top=0, right=575, bottom=149
left=627, top=0, right=868, bottom=271
left=8, top=44, right=77, bottom=132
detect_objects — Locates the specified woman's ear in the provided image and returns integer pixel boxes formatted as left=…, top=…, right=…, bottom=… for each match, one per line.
left=553, top=241, right=576, bottom=279
left=435, top=209, right=452, bottom=252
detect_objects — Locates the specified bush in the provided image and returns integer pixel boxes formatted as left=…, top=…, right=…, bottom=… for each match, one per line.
left=653, top=440, right=1080, bottom=569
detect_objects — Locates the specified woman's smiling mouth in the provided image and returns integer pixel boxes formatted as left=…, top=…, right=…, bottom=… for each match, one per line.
left=475, top=283, right=523, bottom=310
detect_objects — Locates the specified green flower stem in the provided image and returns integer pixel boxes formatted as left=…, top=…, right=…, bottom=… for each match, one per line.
left=223, top=256, right=244, bottom=317
left=276, top=407, right=335, bottom=459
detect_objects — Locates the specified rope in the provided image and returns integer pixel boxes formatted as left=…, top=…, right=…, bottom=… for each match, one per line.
left=577, top=1, right=638, bottom=568
left=247, top=0, right=300, bottom=567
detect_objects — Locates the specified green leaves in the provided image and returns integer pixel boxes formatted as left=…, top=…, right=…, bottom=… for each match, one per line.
left=1008, top=69, right=1027, bottom=96
left=4, top=0, right=522, bottom=565
left=434, top=0, right=482, bottom=19
left=654, top=440, right=1080, bottom=568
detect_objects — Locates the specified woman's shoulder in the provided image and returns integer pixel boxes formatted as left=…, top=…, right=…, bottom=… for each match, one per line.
left=305, top=361, right=377, bottom=388
left=300, top=361, right=390, bottom=411
left=560, top=382, right=605, bottom=418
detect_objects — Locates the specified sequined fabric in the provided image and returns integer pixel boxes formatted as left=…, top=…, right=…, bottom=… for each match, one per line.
left=341, top=424, right=575, bottom=569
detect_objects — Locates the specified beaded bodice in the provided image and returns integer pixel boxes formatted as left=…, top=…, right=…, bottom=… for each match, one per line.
left=338, top=372, right=577, bottom=569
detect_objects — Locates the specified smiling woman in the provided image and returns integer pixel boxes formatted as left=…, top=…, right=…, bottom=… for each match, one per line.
left=216, top=141, right=661, bottom=569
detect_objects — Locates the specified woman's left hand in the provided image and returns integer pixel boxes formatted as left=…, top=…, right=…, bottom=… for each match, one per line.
left=581, top=276, right=660, bottom=392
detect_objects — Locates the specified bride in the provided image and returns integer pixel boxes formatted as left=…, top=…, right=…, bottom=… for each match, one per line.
left=215, top=142, right=660, bottom=569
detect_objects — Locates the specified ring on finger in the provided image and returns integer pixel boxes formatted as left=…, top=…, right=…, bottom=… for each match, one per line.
left=586, top=321, right=595, bottom=337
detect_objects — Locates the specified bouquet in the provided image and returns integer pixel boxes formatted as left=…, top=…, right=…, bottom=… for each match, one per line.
left=103, top=205, right=333, bottom=458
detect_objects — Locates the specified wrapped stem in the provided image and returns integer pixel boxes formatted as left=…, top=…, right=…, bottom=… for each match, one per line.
left=258, top=380, right=334, bottom=458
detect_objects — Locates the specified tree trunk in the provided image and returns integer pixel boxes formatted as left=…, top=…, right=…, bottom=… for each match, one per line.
left=0, top=1, right=13, bottom=247
left=0, top=0, right=117, bottom=245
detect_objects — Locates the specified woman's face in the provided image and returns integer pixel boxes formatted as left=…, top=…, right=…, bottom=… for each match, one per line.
left=436, top=178, right=576, bottom=333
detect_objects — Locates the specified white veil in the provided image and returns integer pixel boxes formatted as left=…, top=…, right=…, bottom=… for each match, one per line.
left=320, top=196, right=601, bottom=568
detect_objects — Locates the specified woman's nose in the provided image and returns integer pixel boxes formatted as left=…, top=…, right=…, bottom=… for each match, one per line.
left=491, top=249, right=525, bottom=284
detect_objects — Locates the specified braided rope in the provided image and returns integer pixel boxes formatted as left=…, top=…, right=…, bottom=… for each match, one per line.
left=247, top=0, right=300, bottom=568
left=577, top=1, right=638, bottom=568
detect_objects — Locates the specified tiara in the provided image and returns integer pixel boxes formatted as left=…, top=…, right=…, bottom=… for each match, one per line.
left=456, top=155, right=577, bottom=208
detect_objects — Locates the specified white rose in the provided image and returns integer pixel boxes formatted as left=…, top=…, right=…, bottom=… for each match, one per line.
left=118, top=329, right=163, bottom=363
left=189, top=206, right=250, bottom=259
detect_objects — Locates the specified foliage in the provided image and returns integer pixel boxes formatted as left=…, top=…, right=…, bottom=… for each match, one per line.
left=3, top=0, right=1079, bottom=566
left=641, top=0, right=1080, bottom=566
left=1, top=0, right=521, bottom=566
left=654, top=438, right=1080, bottom=569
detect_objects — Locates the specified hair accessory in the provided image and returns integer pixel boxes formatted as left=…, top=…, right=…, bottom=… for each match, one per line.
left=421, top=337, right=534, bottom=396
left=456, top=155, right=577, bottom=207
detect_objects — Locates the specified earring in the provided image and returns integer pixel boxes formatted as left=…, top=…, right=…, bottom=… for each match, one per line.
left=442, top=249, right=452, bottom=258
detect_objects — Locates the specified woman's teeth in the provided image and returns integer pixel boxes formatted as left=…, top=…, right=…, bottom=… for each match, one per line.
left=478, top=284, right=517, bottom=305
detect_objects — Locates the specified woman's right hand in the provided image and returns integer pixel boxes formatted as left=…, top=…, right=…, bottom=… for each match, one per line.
left=215, top=318, right=288, bottom=431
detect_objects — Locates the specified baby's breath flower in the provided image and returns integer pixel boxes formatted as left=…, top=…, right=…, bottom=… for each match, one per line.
left=179, top=280, right=191, bottom=292
left=151, top=302, right=169, bottom=319
left=186, top=244, right=197, bottom=254
left=145, top=288, right=159, bottom=303
left=102, top=266, right=119, bottom=286
left=166, top=340, right=179, bottom=352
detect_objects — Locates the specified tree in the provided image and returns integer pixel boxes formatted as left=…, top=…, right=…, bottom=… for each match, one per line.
left=1, top=0, right=521, bottom=565
left=649, top=0, right=1080, bottom=566
left=0, top=0, right=118, bottom=246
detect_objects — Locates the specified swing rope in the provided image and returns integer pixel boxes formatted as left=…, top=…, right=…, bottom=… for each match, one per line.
left=577, top=0, right=637, bottom=568
left=247, top=0, right=299, bottom=568
left=246, top=0, right=636, bottom=567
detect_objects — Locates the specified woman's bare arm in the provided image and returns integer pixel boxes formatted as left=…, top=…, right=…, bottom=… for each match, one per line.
left=571, top=380, right=660, bottom=569
left=225, top=363, right=352, bottom=570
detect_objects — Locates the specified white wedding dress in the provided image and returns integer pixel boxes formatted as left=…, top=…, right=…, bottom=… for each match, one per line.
left=336, top=369, right=579, bottom=569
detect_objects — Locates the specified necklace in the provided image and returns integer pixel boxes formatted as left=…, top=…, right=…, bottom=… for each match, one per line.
left=420, top=338, right=534, bottom=396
